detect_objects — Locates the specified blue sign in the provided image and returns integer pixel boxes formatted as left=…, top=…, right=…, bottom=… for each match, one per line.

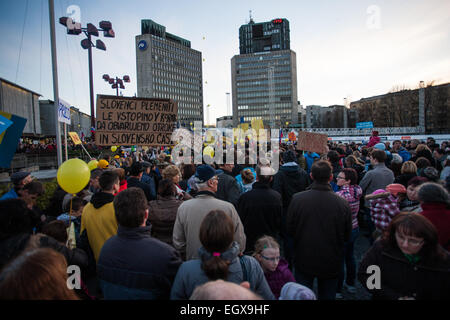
left=240, top=117, right=244, bottom=123
left=138, top=40, right=147, bottom=51
left=0, top=115, right=13, bottom=135
left=356, top=121, right=373, bottom=129
left=0, top=111, right=27, bottom=168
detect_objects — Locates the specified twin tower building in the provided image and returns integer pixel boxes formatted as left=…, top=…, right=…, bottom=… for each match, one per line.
left=136, top=17, right=298, bottom=128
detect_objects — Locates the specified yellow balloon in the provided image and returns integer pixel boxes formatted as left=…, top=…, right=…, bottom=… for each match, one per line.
left=111, top=146, right=117, bottom=152
left=87, top=160, right=98, bottom=171
left=203, top=146, right=214, bottom=158
left=57, top=159, right=91, bottom=194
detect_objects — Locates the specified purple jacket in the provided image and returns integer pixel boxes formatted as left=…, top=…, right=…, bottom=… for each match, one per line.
left=264, top=258, right=296, bottom=299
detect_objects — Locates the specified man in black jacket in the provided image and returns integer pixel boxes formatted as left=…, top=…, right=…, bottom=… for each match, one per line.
left=287, top=160, right=352, bottom=300
left=97, top=187, right=182, bottom=299
left=237, top=165, right=282, bottom=254
left=272, top=150, right=310, bottom=268
left=127, top=162, right=155, bottom=201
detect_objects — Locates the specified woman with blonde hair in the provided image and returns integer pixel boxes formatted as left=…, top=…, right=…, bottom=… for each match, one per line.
left=0, top=248, right=79, bottom=300
left=394, top=161, right=418, bottom=188
left=253, top=235, right=295, bottom=299
left=162, top=165, right=191, bottom=200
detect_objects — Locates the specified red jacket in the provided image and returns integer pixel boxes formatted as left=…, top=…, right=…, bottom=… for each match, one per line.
left=116, top=180, right=127, bottom=194
left=367, top=136, right=381, bottom=147
left=421, top=202, right=450, bottom=251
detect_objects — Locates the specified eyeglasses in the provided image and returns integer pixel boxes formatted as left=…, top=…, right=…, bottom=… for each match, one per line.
left=260, top=255, right=280, bottom=262
left=395, top=232, right=424, bottom=246
left=336, top=176, right=346, bottom=180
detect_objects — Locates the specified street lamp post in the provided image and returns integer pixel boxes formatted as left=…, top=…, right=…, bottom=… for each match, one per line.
left=102, top=74, right=130, bottom=96
left=59, top=17, right=115, bottom=130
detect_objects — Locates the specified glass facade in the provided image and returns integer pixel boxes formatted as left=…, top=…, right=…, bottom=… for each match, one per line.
left=136, top=21, right=203, bottom=126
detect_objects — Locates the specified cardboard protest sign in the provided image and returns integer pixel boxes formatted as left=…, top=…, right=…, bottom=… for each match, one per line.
left=296, top=131, right=328, bottom=154
left=68, top=132, right=82, bottom=145
left=95, top=95, right=178, bottom=146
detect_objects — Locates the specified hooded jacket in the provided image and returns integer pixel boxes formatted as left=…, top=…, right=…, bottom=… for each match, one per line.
left=80, top=192, right=118, bottom=262
left=170, top=242, right=275, bottom=300
left=272, top=164, right=310, bottom=213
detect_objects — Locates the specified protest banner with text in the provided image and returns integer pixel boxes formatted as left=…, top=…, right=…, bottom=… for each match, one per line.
left=95, top=95, right=178, bottom=146
left=296, top=131, right=328, bottom=154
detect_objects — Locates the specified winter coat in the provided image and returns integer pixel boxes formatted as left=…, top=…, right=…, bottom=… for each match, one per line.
left=172, top=191, right=246, bottom=260
left=80, top=192, right=118, bottom=262
left=336, top=185, right=363, bottom=229
left=170, top=242, right=275, bottom=300
left=148, top=195, right=183, bottom=246
left=286, top=182, right=352, bottom=278
left=272, top=164, right=310, bottom=214
left=304, top=152, right=320, bottom=173
left=359, top=163, right=395, bottom=206
left=237, top=182, right=282, bottom=254
left=216, top=169, right=241, bottom=207
left=97, top=225, right=182, bottom=300
left=367, top=136, right=381, bottom=148
left=264, top=258, right=296, bottom=299
left=127, top=177, right=155, bottom=201
left=358, top=239, right=450, bottom=300
left=421, top=202, right=450, bottom=251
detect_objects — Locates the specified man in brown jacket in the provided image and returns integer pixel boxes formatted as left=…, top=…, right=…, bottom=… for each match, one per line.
left=172, top=165, right=246, bottom=260
left=287, top=160, right=352, bottom=300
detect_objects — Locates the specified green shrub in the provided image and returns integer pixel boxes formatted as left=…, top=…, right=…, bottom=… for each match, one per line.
left=36, top=179, right=59, bottom=211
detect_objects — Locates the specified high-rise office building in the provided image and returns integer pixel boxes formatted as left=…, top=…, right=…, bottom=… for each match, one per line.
left=232, top=18, right=298, bottom=127
left=239, top=18, right=290, bottom=54
left=136, top=20, right=203, bottom=127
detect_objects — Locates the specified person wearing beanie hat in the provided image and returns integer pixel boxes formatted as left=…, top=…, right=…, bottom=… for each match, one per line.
left=173, top=165, right=246, bottom=260
left=279, top=282, right=317, bottom=300
left=97, top=159, right=109, bottom=169
left=0, top=172, right=33, bottom=201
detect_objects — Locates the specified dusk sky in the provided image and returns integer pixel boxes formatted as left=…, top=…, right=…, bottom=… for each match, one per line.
left=0, top=0, right=449, bottom=124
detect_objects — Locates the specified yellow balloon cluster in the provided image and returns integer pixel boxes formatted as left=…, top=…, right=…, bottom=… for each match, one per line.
left=203, top=146, right=214, bottom=158
left=57, top=159, right=91, bottom=194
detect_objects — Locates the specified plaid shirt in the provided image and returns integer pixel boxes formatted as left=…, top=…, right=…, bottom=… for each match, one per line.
left=336, top=185, right=362, bottom=229
left=369, top=194, right=400, bottom=231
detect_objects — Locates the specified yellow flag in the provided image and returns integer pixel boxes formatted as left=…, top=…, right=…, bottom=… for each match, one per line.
left=68, top=132, right=82, bottom=145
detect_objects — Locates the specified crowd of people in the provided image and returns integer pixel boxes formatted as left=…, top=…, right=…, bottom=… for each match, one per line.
left=0, top=132, right=449, bottom=300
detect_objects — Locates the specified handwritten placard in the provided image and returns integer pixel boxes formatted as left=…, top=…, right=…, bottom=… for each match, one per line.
left=296, top=131, right=328, bottom=154
left=68, top=132, right=82, bottom=145
left=95, top=95, right=178, bottom=146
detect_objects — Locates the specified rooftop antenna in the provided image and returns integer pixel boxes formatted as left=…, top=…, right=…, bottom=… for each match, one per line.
left=249, top=10, right=254, bottom=23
